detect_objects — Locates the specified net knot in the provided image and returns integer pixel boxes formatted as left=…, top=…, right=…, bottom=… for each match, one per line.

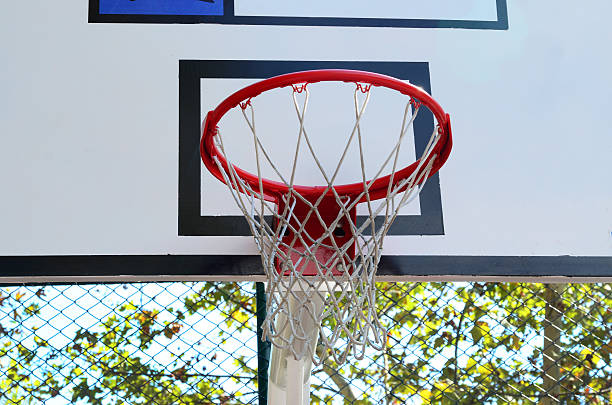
left=409, top=97, right=422, bottom=109
left=291, top=83, right=309, bottom=93
left=239, top=98, right=252, bottom=110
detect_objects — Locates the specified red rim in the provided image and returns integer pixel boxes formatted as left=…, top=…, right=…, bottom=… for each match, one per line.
left=200, top=69, right=452, bottom=202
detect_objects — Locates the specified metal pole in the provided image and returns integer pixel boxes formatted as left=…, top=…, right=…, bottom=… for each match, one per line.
left=256, top=282, right=271, bottom=405
left=542, top=284, right=563, bottom=404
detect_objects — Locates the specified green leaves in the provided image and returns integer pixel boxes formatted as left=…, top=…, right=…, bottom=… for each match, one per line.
left=0, top=284, right=259, bottom=404
left=0, top=282, right=610, bottom=404
left=470, top=321, right=490, bottom=344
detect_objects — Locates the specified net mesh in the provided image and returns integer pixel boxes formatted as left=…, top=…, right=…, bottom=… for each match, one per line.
left=209, top=81, right=442, bottom=364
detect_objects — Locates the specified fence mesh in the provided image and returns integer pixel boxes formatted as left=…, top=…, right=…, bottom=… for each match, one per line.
left=0, top=281, right=610, bottom=404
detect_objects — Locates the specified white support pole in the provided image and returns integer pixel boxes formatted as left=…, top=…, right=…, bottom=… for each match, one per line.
left=267, top=290, right=324, bottom=405
left=267, top=348, right=311, bottom=405
left=286, top=357, right=307, bottom=405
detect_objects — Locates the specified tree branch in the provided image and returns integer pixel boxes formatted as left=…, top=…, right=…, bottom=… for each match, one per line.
left=454, top=295, right=470, bottom=386
left=315, top=338, right=357, bottom=402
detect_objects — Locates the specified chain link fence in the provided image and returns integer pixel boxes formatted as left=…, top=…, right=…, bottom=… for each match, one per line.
left=1, top=281, right=610, bottom=404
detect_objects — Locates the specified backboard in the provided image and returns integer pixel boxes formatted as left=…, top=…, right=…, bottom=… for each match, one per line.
left=1, top=0, right=611, bottom=282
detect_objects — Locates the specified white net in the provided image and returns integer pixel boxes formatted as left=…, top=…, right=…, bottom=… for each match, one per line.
left=209, top=81, right=442, bottom=364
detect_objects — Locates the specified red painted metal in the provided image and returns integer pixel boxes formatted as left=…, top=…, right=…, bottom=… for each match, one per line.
left=275, top=195, right=357, bottom=276
left=201, top=69, right=452, bottom=203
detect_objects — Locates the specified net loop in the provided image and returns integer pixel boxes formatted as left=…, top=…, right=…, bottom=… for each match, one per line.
left=239, top=98, right=252, bottom=110
left=355, top=82, right=372, bottom=93
left=291, top=83, right=309, bottom=93
left=409, top=97, right=423, bottom=110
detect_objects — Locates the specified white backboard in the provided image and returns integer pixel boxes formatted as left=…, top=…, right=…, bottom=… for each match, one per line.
left=1, top=0, right=611, bottom=280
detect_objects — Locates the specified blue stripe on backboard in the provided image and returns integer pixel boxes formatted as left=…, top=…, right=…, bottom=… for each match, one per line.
left=99, top=0, right=223, bottom=15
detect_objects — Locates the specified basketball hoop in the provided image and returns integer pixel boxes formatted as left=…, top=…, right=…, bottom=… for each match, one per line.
left=200, top=69, right=452, bottom=365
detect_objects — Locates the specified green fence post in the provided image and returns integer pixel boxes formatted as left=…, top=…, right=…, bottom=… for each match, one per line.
left=256, top=282, right=271, bottom=404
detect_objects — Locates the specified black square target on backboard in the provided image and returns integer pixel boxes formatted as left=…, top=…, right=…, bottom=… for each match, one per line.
left=178, top=60, right=445, bottom=237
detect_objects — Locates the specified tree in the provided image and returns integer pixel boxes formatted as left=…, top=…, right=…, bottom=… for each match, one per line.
left=0, top=282, right=610, bottom=404
left=311, top=282, right=612, bottom=404
left=0, top=283, right=259, bottom=404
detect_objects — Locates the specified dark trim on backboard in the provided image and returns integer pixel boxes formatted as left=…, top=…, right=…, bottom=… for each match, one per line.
left=88, top=0, right=508, bottom=30
left=0, top=255, right=610, bottom=284
left=178, top=60, right=445, bottom=236
left=378, top=256, right=612, bottom=278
